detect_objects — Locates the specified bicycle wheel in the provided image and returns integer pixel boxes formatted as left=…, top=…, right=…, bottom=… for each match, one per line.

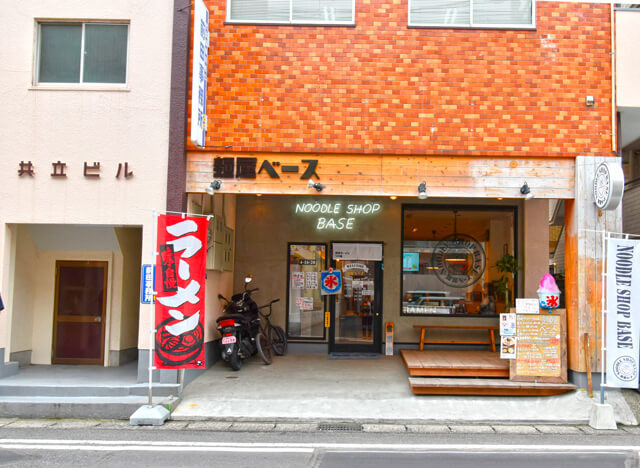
left=270, top=326, right=288, bottom=356
left=256, top=332, right=272, bottom=365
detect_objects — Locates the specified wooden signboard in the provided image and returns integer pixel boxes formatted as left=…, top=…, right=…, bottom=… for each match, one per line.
left=510, top=309, right=567, bottom=383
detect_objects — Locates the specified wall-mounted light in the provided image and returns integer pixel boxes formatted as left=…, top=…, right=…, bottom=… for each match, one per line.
left=417, top=181, right=428, bottom=200
left=520, top=181, right=534, bottom=200
left=307, top=179, right=325, bottom=192
left=205, top=179, right=222, bottom=195
left=586, top=95, right=594, bottom=107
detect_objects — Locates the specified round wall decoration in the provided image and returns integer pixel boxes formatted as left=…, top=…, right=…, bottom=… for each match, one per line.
left=432, top=233, right=486, bottom=288
left=593, top=161, right=624, bottom=211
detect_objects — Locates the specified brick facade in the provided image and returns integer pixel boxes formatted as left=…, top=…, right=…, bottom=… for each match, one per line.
left=196, top=1, right=613, bottom=157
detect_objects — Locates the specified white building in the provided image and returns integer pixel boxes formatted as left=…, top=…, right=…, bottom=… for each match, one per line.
left=0, top=1, right=174, bottom=379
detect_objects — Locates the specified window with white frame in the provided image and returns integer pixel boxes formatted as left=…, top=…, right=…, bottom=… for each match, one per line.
left=36, top=22, right=129, bottom=85
left=409, top=0, right=534, bottom=28
left=227, top=0, right=355, bottom=24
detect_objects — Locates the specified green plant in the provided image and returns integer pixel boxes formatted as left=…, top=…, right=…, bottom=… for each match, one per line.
left=491, top=253, right=519, bottom=312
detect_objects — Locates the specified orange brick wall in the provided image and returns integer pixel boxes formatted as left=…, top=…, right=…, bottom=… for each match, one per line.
left=194, top=1, right=613, bottom=157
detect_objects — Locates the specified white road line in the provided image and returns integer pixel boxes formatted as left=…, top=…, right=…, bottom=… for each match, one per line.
left=0, top=439, right=639, bottom=453
left=0, top=444, right=312, bottom=453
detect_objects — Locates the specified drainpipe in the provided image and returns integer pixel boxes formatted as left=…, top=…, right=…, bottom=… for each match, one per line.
left=611, top=3, right=617, bottom=154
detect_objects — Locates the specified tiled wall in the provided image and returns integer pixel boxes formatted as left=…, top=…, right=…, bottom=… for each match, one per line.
left=197, top=1, right=613, bottom=157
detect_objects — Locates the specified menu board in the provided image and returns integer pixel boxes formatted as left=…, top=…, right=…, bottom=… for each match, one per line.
left=510, top=309, right=567, bottom=383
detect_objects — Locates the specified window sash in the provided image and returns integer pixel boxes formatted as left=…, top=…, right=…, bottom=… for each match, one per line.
left=36, top=22, right=129, bottom=85
left=227, top=0, right=355, bottom=24
left=409, top=0, right=535, bottom=28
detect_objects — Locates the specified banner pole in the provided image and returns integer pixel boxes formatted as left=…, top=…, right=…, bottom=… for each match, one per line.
left=600, top=230, right=606, bottom=405
left=149, top=210, right=158, bottom=407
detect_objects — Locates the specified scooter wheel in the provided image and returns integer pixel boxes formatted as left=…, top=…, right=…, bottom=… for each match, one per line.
left=229, top=351, right=243, bottom=371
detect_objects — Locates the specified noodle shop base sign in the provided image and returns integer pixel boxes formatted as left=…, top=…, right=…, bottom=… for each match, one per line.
left=510, top=308, right=568, bottom=384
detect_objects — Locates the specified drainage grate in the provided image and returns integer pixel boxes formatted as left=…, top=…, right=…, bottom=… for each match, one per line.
left=317, top=422, right=363, bottom=432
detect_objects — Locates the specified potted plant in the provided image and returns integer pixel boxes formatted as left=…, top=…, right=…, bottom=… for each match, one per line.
left=491, top=253, right=519, bottom=313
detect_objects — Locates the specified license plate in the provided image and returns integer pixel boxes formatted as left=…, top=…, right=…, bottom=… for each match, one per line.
left=222, top=336, right=236, bottom=345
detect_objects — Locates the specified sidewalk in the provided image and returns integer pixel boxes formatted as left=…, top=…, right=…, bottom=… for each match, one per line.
left=170, top=354, right=639, bottom=426
left=0, top=417, right=639, bottom=435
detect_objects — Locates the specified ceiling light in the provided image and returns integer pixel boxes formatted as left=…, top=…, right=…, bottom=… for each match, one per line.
left=520, top=182, right=534, bottom=200
left=307, top=179, right=325, bottom=192
left=418, top=181, right=428, bottom=200
left=205, top=180, right=222, bottom=195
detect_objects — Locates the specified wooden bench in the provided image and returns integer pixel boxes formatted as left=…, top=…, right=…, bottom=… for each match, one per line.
left=413, top=325, right=499, bottom=352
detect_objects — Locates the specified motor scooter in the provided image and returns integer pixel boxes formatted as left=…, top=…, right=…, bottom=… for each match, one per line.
left=216, top=276, right=270, bottom=370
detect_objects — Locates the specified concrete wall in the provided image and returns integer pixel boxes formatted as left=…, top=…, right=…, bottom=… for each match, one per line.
left=617, top=10, right=640, bottom=108
left=8, top=226, right=38, bottom=359
left=233, top=195, right=544, bottom=345
left=113, top=228, right=142, bottom=353
left=0, top=0, right=174, bottom=360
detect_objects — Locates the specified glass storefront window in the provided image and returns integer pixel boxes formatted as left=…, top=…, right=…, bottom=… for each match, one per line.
left=402, top=206, right=516, bottom=317
left=287, top=243, right=326, bottom=339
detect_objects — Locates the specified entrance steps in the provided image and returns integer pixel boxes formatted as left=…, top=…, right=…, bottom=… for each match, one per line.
left=0, top=363, right=180, bottom=419
left=0, top=384, right=180, bottom=419
left=401, top=350, right=576, bottom=396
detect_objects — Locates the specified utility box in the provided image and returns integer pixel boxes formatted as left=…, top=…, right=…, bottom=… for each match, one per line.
left=385, top=321, right=394, bottom=356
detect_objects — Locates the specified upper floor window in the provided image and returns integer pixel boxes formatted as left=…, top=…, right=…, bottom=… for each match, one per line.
left=36, top=22, right=129, bottom=85
left=409, top=0, right=534, bottom=28
left=227, top=0, right=355, bottom=24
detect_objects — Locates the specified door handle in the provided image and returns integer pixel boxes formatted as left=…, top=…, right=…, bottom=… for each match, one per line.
left=94, top=316, right=102, bottom=323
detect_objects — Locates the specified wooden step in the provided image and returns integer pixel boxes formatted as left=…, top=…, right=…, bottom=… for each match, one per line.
left=409, top=377, right=576, bottom=396
left=401, top=349, right=509, bottom=378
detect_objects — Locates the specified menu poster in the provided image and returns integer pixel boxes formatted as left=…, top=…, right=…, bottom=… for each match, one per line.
left=305, top=271, right=318, bottom=290
left=516, top=298, right=539, bottom=314
left=291, top=272, right=304, bottom=289
left=295, top=297, right=314, bottom=311
left=510, top=309, right=567, bottom=383
left=500, top=336, right=517, bottom=359
left=500, top=313, right=516, bottom=336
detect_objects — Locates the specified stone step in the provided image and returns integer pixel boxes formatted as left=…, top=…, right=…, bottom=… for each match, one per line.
left=0, top=395, right=179, bottom=420
left=0, top=383, right=180, bottom=398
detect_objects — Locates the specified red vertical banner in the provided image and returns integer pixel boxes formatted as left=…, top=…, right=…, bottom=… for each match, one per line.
left=154, top=214, right=208, bottom=369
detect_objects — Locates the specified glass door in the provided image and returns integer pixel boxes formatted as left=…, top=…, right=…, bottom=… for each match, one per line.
left=329, top=244, right=383, bottom=353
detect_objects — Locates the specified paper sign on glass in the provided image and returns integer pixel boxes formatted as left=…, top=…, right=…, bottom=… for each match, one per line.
left=305, top=271, right=318, bottom=289
left=291, top=272, right=304, bottom=289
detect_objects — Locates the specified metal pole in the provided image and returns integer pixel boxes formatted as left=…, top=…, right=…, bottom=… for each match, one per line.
left=148, top=210, right=158, bottom=407
left=600, top=230, right=607, bottom=405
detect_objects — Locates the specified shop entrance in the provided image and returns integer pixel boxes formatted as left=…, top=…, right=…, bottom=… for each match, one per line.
left=52, top=260, right=107, bottom=365
left=329, top=243, right=383, bottom=354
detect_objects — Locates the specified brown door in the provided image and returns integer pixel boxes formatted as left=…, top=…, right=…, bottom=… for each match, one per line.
left=52, top=261, right=107, bottom=364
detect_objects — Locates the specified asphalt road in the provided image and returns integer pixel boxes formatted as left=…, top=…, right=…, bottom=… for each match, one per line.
left=0, top=426, right=638, bottom=467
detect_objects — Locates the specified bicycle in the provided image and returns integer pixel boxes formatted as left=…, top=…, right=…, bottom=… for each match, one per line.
left=255, top=299, right=288, bottom=365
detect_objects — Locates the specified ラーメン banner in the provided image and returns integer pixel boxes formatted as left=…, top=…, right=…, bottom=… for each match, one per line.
left=606, top=237, right=640, bottom=388
left=154, top=214, right=208, bottom=369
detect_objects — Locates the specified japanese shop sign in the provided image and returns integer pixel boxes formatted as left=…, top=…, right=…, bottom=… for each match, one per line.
left=605, top=237, right=640, bottom=388
left=154, top=215, right=208, bottom=369
left=140, top=264, right=155, bottom=304
left=17, top=160, right=133, bottom=179
left=190, top=0, right=209, bottom=148
left=213, top=157, right=319, bottom=180
left=294, top=200, right=382, bottom=231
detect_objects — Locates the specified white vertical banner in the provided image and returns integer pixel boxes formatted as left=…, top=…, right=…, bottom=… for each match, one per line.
left=605, top=237, right=640, bottom=388
left=190, top=0, right=210, bottom=147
